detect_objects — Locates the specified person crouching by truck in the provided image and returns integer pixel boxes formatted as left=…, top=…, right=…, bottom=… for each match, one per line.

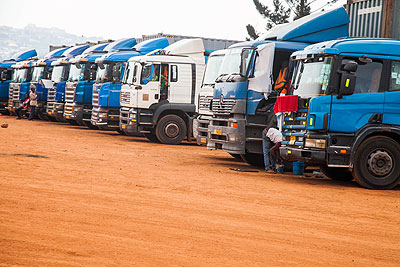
left=15, top=93, right=30, bottom=119
left=262, top=127, right=283, bottom=173
left=28, top=87, right=37, bottom=121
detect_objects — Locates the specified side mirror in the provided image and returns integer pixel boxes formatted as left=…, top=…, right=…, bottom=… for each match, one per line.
left=89, top=69, right=96, bottom=81
left=112, top=66, right=121, bottom=84
left=75, top=62, right=82, bottom=69
left=240, top=49, right=249, bottom=77
left=0, top=70, right=6, bottom=81
left=338, top=73, right=356, bottom=99
left=343, top=61, right=358, bottom=72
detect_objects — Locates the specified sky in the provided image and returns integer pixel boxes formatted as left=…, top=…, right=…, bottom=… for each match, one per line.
left=0, top=0, right=347, bottom=41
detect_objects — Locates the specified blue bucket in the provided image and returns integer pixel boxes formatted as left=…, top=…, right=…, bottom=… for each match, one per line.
left=292, top=162, right=305, bottom=175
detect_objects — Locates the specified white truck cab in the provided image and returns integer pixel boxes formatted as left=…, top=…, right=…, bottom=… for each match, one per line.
left=120, top=39, right=207, bottom=144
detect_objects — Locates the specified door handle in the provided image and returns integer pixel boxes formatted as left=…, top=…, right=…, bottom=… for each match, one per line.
left=135, top=85, right=142, bottom=90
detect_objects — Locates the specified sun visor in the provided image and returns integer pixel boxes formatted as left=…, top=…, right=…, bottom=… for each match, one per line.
left=248, top=43, right=275, bottom=97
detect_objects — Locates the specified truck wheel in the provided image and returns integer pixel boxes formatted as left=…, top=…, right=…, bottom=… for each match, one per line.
left=67, top=119, right=78, bottom=125
left=37, top=113, right=49, bottom=121
left=155, top=115, right=187, bottom=145
left=229, top=153, right=243, bottom=161
left=240, top=152, right=264, bottom=167
left=84, top=121, right=98, bottom=130
left=117, top=129, right=127, bottom=136
left=353, top=136, right=400, bottom=189
left=320, top=165, right=354, bottom=181
left=0, top=110, right=10, bottom=115
left=144, top=131, right=159, bottom=143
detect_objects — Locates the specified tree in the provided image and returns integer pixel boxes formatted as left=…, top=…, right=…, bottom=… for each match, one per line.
left=246, top=0, right=339, bottom=40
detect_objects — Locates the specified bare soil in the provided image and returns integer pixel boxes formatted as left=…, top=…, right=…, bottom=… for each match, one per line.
left=0, top=115, right=399, bottom=266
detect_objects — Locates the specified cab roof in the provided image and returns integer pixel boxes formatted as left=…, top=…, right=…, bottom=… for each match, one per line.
left=292, top=38, right=400, bottom=59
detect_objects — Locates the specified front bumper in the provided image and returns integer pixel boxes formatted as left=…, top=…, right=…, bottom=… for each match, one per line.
left=91, top=108, right=120, bottom=130
left=46, top=102, right=65, bottom=118
left=280, top=146, right=326, bottom=165
left=193, top=115, right=212, bottom=146
left=207, top=117, right=245, bottom=154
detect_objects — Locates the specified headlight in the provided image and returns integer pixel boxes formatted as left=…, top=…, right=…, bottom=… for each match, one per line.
left=229, top=122, right=238, bottom=128
left=73, top=106, right=83, bottom=112
left=304, top=138, right=326, bottom=149
left=99, top=113, right=108, bottom=118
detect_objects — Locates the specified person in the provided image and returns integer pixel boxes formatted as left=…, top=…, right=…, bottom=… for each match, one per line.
left=262, top=127, right=283, bottom=173
left=15, top=93, right=30, bottom=119
left=28, top=87, right=37, bottom=121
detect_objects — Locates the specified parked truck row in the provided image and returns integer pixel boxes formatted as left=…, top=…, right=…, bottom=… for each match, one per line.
left=2, top=7, right=400, bottom=190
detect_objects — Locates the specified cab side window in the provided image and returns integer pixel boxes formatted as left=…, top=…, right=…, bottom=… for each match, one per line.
left=141, top=64, right=160, bottom=84
left=342, top=58, right=383, bottom=93
left=389, top=61, right=400, bottom=91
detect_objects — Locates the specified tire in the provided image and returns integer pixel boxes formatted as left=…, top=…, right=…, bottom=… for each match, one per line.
left=320, top=165, right=354, bottom=181
left=67, top=119, right=78, bottom=125
left=144, top=131, right=159, bottom=143
left=84, top=121, right=98, bottom=130
left=0, top=110, right=10, bottom=115
left=155, top=115, right=187, bottom=145
left=117, top=129, right=127, bottom=136
left=352, top=136, right=400, bottom=190
left=240, top=152, right=264, bottom=167
left=37, top=112, right=49, bottom=121
left=229, top=153, right=243, bottom=161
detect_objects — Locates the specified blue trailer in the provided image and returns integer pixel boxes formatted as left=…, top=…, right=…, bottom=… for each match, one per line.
left=63, top=38, right=137, bottom=128
left=46, top=43, right=111, bottom=121
left=280, top=38, right=400, bottom=189
left=206, top=7, right=350, bottom=166
left=0, top=49, right=38, bottom=114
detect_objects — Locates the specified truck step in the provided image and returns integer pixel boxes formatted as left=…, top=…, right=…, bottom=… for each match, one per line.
left=139, top=113, right=153, bottom=116
left=298, top=108, right=308, bottom=113
left=282, top=141, right=304, bottom=146
left=139, top=122, right=153, bottom=126
left=283, top=125, right=306, bottom=130
left=282, top=132, right=305, bottom=137
left=284, top=117, right=307, bottom=121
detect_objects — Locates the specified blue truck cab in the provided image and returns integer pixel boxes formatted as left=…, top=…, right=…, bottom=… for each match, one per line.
left=8, top=60, right=38, bottom=114
left=91, top=37, right=174, bottom=130
left=207, top=7, right=349, bottom=166
left=64, top=38, right=137, bottom=128
left=29, top=47, right=72, bottom=119
left=0, top=49, right=37, bottom=114
left=46, top=43, right=108, bottom=121
left=280, top=38, right=400, bottom=189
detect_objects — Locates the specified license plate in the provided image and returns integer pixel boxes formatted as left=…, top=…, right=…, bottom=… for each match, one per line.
left=122, top=125, right=126, bottom=129
left=289, top=136, right=296, bottom=145
left=214, top=129, right=222, bottom=135
left=200, top=138, right=207, bottom=143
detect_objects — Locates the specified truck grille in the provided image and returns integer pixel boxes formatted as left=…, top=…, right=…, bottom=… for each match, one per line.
left=199, top=95, right=212, bottom=111
left=282, top=107, right=309, bottom=147
left=211, top=98, right=236, bottom=115
left=47, top=85, right=57, bottom=102
left=120, top=91, right=131, bottom=105
left=64, top=84, right=75, bottom=116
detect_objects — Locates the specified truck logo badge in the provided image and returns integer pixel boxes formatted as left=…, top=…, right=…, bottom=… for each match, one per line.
left=219, top=94, right=224, bottom=108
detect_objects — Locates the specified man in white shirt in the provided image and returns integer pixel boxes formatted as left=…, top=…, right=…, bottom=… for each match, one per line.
left=262, top=127, right=283, bottom=173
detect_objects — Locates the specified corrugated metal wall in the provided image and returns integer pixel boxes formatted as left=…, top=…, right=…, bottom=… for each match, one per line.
left=348, top=0, right=384, bottom=38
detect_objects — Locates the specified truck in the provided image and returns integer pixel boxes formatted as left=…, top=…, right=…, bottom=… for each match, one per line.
left=46, top=42, right=111, bottom=121
left=279, top=38, right=400, bottom=190
left=206, top=7, right=350, bottom=166
left=119, top=37, right=238, bottom=144
left=30, top=45, right=89, bottom=120
left=90, top=38, right=172, bottom=130
left=63, top=38, right=137, bottom=128
left=193, top=49, right=227, bottom=145
left=0, top=49, right=37, bottom=114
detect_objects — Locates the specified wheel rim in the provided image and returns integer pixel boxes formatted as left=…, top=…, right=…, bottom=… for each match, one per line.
left=367, top=150, right=393, bottom=177
left=164, top=122, right=180, bottom=138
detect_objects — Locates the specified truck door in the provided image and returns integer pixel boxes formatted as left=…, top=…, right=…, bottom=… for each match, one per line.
left=329, top=58, right=384, bottom=133
left=168, top=64, right=192, bottom=104
left=383, top=60, right=400, bottom=126
left=136, top=63, right=160, bottom=109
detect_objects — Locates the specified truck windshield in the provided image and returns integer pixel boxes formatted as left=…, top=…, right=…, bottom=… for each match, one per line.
left=51, top=65, right=66, bottom=83
left=31, top=66, right=44, bottom=82
left=202, top=54, right=225, bottom=86
left=218, top=47, right=253, bottom=77
left=96, top=63, right=113, bottom=83
left=12, top=69, right=27, bottom=83
left=291, top=56, right=333, bottom=98
left=68, top=64, right=84, bottom=82
left=123, top=62, right=138, bottom=84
